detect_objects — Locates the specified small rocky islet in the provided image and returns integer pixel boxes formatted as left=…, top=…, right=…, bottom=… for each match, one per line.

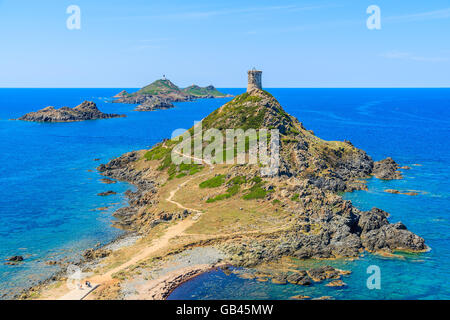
left=17, top=101, right=125, bottom=122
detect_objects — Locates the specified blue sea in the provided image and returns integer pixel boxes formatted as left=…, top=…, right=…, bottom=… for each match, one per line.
left=0, top=88, right=449, bottom=299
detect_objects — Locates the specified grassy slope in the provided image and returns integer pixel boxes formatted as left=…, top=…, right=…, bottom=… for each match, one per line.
left=182, top=85, right=227, bottom=97
left=135, top=79, right=181, bottom=95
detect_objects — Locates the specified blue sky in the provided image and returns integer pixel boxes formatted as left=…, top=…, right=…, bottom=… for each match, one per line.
left=0, top=0, right=449, bottom=87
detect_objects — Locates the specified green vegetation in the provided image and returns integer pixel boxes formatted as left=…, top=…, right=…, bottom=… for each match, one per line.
left=168, top=163, right=203, bottom=180
left=182, top=85, right=227, bottom=97
left=144, top=145, right=171, bottom=161
left=135, top=79, right=181, bottom=95
left=250, top=176, right=262, bottom=184
left=242, top=176, right=268, bottom=200
left=229, top=176, right=247, bottom=185
left=144, top=142, right=204, bottom=179
left=242, top=186, right=267, bottom=200
left=199, top=175, right=226, bottom=188
left=205, top=176, right=245, bottom=203
left=291, top=193, right=300, bottom=201
left=272, top=199, right=281, bottom=205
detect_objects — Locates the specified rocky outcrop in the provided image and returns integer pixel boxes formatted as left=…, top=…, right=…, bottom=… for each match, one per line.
left=17, top=101, right=125, bottom=122
left=83, top=248, right=112, bottom=261
left=220, top=191, right=426, bottom=265
left=385, top=189, right=419, bottom=196
left=134, top=97, right=175, bottom=112
left=373, top=157, right=403, bottom=180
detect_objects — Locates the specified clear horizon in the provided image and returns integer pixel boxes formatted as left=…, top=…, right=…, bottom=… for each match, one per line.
left=0, top=0, right=449, bottom=88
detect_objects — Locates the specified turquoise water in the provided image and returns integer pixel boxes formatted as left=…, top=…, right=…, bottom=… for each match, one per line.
left=0, top=89, right=235, bottom=298
left=169, top=88, right=450, bottom=300
left=0, top=88, right=449, bottom=299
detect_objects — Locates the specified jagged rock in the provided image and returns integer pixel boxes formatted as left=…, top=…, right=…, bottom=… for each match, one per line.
left=134, top=97, right=175, bottom=112
left=361, top=222, right=425, bottom=253
left=83, top=248, right=112, bottom=261
left=307, top=266, right=341, bottom=282
left=286, top=271, right=312, bottom=285
left=357, top=208, right=390, bottom=234
left=373, top=157, right=403, bottom=180
left=17, top=101, right=125, bottom=122
left=7, top=256, right=23, bottom=262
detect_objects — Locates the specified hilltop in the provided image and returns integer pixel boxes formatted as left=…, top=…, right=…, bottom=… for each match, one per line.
left=113, top=78, right=233, bottom=110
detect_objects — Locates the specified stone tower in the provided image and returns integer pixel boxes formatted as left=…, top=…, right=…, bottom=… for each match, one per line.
left=247, top=69, right=262, bottom=92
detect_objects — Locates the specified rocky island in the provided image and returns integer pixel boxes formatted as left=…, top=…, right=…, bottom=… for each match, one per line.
left=113, top=78, right=233, bottom=111
left=23, top=71, right=426, bottom=300
left=17, top=101, right=125, bottom=122
left=133, top=97, right=175, bottom=112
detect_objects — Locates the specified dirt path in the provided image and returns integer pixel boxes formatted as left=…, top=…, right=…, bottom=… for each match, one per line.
left=57, top=151, right=214, bottom=300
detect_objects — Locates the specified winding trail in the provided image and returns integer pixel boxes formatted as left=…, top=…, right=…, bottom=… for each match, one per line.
left=59, top=151, right=214, bottom=300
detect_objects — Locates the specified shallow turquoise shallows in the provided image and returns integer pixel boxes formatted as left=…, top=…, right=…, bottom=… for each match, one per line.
left=0, top=88, right=449, bottom=299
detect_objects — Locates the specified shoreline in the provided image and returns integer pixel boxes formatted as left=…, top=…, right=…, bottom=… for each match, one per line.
left=131, top=263, right=226, bottom=300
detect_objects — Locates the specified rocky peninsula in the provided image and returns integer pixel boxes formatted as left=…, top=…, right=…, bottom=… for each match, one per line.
left=17, top=101, right=125, bottom=122
left=22, top=73, right=426, bottom=301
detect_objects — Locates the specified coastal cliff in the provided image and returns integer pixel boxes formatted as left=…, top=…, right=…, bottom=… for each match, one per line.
left=18, top=101, right=125, bottom=122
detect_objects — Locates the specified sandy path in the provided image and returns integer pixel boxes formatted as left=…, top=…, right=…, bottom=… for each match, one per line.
left=57, top=151, right=214, bottom=300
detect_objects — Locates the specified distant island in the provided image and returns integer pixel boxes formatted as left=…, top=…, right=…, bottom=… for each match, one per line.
left=17, top=101, right=125, bottom=122
left=113, top=78, right=233, bottom=111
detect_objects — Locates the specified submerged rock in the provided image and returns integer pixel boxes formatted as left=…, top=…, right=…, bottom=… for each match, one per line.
left=326, top=280, right=347, bottom=287
left=290, top=295, right=311, bottom=300
left=97, top=191, right=117, bottom=196
left=385, top=189, right=419, bottom=196
left=4, top=256, right=24, bottom=265
left=100, top=178, right=117, bottom=184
